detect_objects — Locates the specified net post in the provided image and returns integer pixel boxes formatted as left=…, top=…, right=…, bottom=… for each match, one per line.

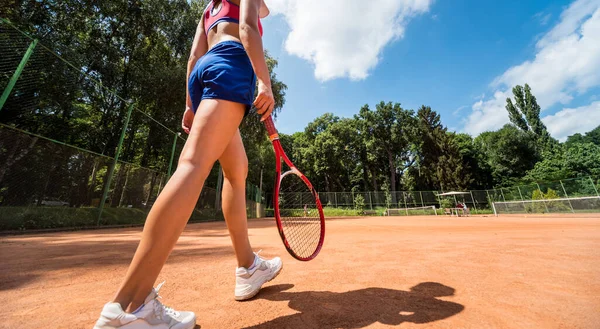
left=0, top=38, right=38, bottom=112
left=535, top=183, right=550, bottom=213
left=97, top=103, right=135, bottom=226
left=559, top=180, right=575, bottom=213
left=167, top=132, right=180, bottom=178
left=492, top=202, right=498, bottom=217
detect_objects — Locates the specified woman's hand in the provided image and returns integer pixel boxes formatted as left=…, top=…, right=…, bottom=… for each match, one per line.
left=182, top=106, right=195, bottom=134
left=254, top=80, right=275, bottom=121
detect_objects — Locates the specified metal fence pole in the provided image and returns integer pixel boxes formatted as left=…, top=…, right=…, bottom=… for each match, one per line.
left=419, top=191, right=425, bottom=207
left=559, top=180, right=575, bottom=213
left=517, top=186, right=526, bottom=212
left=0, top=39, right=38, bottom=111
left=535, top=183, right=550, bottom=213
left=500, top=189, right=506, bottom=202
left=368, top=192, right=373, bottom=210
left=97, top=103, right=135, bottom=225
left=167, top=132, right=180, bottom=178
left=591, top=177, right=600, bottom=197
left=215, top=166, right=223, bottom=210
left=469, top=191, right=478, bottom=215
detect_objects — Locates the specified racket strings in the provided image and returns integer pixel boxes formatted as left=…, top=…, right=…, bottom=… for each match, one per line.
left=278, top=171, right=322, bottom=259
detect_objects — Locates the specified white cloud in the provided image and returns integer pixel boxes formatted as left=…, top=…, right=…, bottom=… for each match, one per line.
left=463, top=0, right=600, bottom=136
left=534, top=12, right=552, bottom=26
left=452, top=105, right=468, bottom=116
left=543, top=101, right=600, bottom=141
left=267, top=0, right=432, bottom=81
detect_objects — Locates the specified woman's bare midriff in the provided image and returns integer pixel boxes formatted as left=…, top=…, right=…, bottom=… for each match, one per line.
left=207, top=22, right=243, bottom=49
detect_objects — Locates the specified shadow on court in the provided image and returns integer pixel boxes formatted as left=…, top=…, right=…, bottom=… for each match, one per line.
left=244, top=282, right=464, bottom=328
left=0, top=231, right=234, bottom=290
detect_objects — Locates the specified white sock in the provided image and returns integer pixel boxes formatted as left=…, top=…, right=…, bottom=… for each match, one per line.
left=247, top=254, right=259, bottom=271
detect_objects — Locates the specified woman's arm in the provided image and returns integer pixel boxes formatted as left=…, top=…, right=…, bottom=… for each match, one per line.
left=186, top=19, right=208, bottom=111
left=183, top=19, right=208, bottom=133
left=239, top=0, right=274, bottom=121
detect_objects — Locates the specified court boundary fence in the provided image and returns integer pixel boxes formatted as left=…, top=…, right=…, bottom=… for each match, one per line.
left=0, top=18, right=264, bottom=231
left=267, top=176, right=600, bottom=215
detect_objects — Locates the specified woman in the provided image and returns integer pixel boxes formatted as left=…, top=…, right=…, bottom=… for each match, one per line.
left=94, top=1, right=281, bottom=328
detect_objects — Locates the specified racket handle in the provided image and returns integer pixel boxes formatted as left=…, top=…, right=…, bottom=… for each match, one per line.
left=263, top=116, right=278, bottom=138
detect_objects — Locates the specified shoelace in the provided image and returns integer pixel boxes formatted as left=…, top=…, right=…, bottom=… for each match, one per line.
left=254, top=250, right=278, bottom=270
left=152, top=282, right=181, bottom=320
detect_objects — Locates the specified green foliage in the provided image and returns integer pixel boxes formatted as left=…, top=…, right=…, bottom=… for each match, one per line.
left=525, top=142, right=600, bottom=181
left=475, top=124, right=540, bottom=186
left=0, top=206, right=219, bottom=231
left=505, top=84, right=561, bottom=160
left=506, top=84, right=546, bottom=136
left=544, top=189, right=560, bottom=199
left=440, top=198, right=454, bottom=209
left=566, top=125, right=600, bottom=146
left=527, top=188, right=570, bottom=213
left=353, top=194, right=365, bottom=214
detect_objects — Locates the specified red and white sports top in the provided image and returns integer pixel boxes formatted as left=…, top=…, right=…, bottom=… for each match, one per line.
left=204, top=0, right=264, bottom=36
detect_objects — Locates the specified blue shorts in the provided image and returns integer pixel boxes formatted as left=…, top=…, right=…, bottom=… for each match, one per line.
left=188, top=41, right=256, bottom=115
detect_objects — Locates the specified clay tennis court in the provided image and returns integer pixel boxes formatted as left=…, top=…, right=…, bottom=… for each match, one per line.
left=2, top=215, right=599, bottom=329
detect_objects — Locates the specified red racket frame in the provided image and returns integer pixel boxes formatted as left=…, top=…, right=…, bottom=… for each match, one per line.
left=264, top=116, right=325, bottom=261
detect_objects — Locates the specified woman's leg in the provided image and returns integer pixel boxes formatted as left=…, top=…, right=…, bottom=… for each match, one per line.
left=218, top=129, right=254, bottom=268
left=112, top=99, right=245, bottom=311
left=220, top=133, right=282, bottom=302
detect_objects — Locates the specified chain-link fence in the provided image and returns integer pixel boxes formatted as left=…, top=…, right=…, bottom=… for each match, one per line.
left=266, top=176, right=600, bottom=215
left=0, top=19, right=264, bottom=231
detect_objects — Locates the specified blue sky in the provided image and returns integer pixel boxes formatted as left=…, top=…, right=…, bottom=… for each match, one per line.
left=260, top=0, right=600, bottom=140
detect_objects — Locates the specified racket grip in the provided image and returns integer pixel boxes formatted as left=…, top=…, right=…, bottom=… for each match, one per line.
left=263, top=116, right=278, bottom=136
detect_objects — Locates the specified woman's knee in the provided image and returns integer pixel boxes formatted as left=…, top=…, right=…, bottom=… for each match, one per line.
left=222, top=155, right=248, bottom=185
left=176, top=154, right=214, bottom=182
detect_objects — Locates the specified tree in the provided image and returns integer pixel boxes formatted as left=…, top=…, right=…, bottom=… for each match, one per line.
left=474, top=124, right=540, bottom=187
left=357, top=102, right=415, bottom=200
left=505, top=84, right=547, bottom=137
left=566, top=125, right=600, bottom=146
left=407, top=106, right=473, bottom=191
left=525, top=142, right=600, bottom=181
left=1, top=0, right=288, bottom=207
left=453, top=133, right=493, bottom=189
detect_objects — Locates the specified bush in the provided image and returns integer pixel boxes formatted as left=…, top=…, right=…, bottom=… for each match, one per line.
left=440, top=198, right=454, bottom=209
left=0, top=206, right=219, bottom=232
left=354, top=194, right=365, bottom=214
left=528, top=189, right=570, bottom=213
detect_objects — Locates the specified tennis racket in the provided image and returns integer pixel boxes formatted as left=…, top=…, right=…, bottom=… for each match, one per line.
left=264, top=116, right=325, bottom=261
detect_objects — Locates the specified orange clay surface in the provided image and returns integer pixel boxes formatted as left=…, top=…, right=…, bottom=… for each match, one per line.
left=2, top=214, right=600, bottom=329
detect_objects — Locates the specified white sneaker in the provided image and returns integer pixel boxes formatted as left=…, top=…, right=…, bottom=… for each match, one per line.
left=93, top=282, right=196, bottom=329
left=235, top=251, right=283, bottom=301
